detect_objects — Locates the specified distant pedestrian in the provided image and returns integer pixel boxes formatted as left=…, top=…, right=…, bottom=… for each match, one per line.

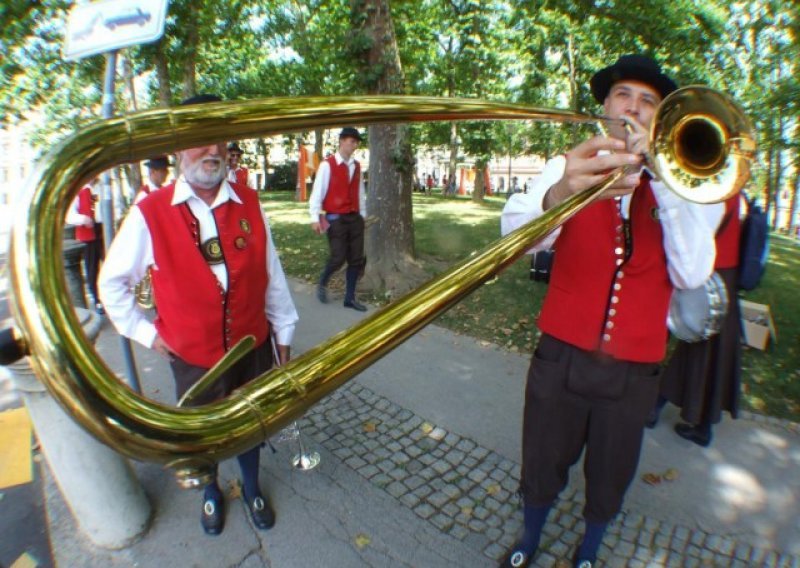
left=309, top=127, right=368, bottom=312
left=135, top=156, right=171, bottom=204
left=227, top=142, right=250, bottom=188
left=66, top=176, right=105, bottom=314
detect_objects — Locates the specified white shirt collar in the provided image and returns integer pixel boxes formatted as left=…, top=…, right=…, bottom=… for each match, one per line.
left=172, top=175, right=243, bottom=208
left=335, top=152, right=355, bottom=166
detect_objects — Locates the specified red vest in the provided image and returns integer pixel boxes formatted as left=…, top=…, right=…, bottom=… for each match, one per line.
left=232, top=167, right=249, bottom=187
left=538, top=180, right=672, bottom=363
left=322, top=155, right=360, bottom=214
left=138, top=182, right=270, bottom=368
left=714, top=195, right=741, bottom=269
left=75, top=186, right=98, bottom=242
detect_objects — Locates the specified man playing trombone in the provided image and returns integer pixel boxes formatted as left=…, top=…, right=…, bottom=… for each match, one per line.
left=499, top=54, right=722, bottom=568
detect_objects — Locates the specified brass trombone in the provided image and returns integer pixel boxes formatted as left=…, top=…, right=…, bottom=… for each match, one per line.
left=2, top=87, right=754, bottom=487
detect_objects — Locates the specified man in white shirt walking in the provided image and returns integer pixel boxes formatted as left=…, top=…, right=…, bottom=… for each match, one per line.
left=308, top=127, right=368, bottom=311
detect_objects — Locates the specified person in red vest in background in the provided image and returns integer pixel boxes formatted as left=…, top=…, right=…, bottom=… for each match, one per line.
left=66, top=175, right=105, bottom=314
left=309, top=127, right=368, bottom=311
left=499, top=55, right=721, bottom=568
left=648, top=193, right=742, bottom=447
left=227, top=142, right=250, bottom=188
left=134, top=155, right=171, bottom=204
left=98, top=94, right=298, bottom=537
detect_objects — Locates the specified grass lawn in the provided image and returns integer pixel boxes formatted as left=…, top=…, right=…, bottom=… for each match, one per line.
left=262, top=190, right=800, bottom=422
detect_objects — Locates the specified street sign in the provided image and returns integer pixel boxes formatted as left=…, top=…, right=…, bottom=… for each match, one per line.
left=64, top=0, right=169, bottom=61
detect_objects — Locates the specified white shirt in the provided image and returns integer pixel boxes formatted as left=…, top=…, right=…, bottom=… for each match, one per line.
left=99, top=176, right=298, bottom=350
left=308, top=152, right=367, bottom=222
left=500, top=155, right=722, bottom=290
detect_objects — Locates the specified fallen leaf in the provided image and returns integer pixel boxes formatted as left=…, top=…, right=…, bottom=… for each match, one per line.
left=363, top=421, right=377, bottom=433
left=227, top=479, right=242, bottom=499
left=461, top=506, right=473, bottom=517
left=641, top=473, right=662, bottom=485
left=420, top=422, right=434, bottom=435
left=486, top=484, right=501, bottom=496
left=354, top=533, right=371, bottom=549
left=662, top=468, right=679, bottom=481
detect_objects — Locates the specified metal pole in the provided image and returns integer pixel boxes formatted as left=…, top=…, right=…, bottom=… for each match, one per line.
left=100, top=49, right=141, bottom=393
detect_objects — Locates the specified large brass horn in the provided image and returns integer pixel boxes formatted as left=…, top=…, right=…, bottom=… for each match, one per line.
left=3, top=88, right=753, bottom=487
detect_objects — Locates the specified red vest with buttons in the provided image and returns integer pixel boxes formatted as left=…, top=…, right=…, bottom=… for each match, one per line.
left=714, top=195, right=741, bottom=269
left=75, top=186, right=98, bottom=242
left=538, top=179, right=672, bottom=363
left=322, top=155, right=360, bottom=214
left=138, top=182, right=269, bottom=368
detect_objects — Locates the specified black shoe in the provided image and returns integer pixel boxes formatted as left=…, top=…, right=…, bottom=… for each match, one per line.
left=317, top=285, right=328, bottom=304
left=95, top=302, right=106, bottom=316
left=201, top=496, right=225, bottom=535
left=674, top=422, right=712, bottom=447
left=499, top=544, right=532, bottom=568
left=344, top=299, right=367, bottom=312
left=244, top=492, right=275, bottom=530
left=573, top=558, right=594, bottom=568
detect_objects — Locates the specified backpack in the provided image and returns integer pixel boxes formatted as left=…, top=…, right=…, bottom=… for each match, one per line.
left=738, top=198, right=770, bottom=291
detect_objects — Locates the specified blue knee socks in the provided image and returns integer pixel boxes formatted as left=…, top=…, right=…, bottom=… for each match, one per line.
left=577, top=520, right=608, bottom=562
left=237, top=446, right=261, bottom=500
left=518, top=504, right=551, bottom=553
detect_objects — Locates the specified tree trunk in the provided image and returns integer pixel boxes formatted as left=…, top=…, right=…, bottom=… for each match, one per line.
left=258, top=138, right=270, bottom=190
left=182, top=20, right=199, bottom=99
left=122, top=56, right=142, bottom=201
left=354, top=0, right=423, bottom=295
left=472, top=163, right=486, bottom=202
left=153, top=38, right=172, bottom=106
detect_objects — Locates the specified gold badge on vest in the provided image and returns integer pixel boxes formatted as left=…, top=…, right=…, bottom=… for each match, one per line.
left=239, top=219, right=251, bottom=233
left=201, top=237, right=224, bottom=264
left=234, top=236, right=247, bottom=250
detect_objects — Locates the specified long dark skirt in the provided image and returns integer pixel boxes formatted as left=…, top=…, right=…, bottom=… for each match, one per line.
left=660, top=268, right=741, bottom=425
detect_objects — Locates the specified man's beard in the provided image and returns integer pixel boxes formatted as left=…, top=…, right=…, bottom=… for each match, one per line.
left=183, top=157, right=225, bottom=189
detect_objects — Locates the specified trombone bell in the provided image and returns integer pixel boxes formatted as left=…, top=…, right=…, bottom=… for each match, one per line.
left=651, top=86, right=755, bottom=204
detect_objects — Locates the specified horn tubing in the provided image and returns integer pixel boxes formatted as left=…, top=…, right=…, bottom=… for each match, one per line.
left=7, top=91, right=751, bottom=483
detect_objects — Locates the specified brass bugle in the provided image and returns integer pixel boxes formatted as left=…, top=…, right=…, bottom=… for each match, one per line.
left=4, top=88, right=753, bottom=487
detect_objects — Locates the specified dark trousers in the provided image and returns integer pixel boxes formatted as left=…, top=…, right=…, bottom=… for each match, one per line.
left=170, top=340, right=273, bottom=405
left=82, top=225, right=104, bottom=303
left=520, top=334, right=661, bottom=523
left=320, top=213, right=365, bottom=285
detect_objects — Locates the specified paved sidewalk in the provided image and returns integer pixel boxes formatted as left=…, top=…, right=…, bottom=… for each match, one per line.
left=34, top=279, right=800, bottom=567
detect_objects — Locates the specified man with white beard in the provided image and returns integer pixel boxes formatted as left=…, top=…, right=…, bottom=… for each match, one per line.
left=99, top=94, right=298, bottom=536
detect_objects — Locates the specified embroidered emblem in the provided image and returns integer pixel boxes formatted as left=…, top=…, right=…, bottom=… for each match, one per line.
left=234, top=236, right=247, bottom=250
left=201, top=237, right=224, bottom=264
left=239, top=219, right=251, bottom=233
left=651, top=207, right=660, bottom=221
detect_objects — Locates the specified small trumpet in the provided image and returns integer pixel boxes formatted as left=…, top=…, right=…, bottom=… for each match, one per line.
left=2, top=88, right=754, bottom=487
left=134, top=270, right=154, bottom=310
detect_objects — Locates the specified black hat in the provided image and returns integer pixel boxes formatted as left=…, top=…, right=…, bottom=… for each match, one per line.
left=590, top=54, right=677, bottom=104
left=144, top=156, right=170, bottom=169
left=180, top=93, right=222, bottom=106
left=339, top=127, right=363, bottom=141
left=227, top=142, right=244, bottom=154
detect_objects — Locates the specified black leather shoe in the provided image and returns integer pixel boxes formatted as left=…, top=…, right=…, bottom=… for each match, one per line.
left=317, top=285, right=328, bottom=304
left=95, top=302, right=106, bottom=316
left=674, top=423, right=712, bottom=447
left=244, top=493, right=275, bottom=530
left=201, top=497, right=225, bottom=535
left=499, top=544, right=532, bottom=568
left=344, top=299, right=367, bottom=312
left=573, top=558, right=594, bottom=568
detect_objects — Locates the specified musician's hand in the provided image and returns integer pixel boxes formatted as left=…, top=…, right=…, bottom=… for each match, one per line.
left=276, top=344, right=291, bottom=366
left=543, top=137, right=643, bottom=209
left=152, top=335, right=175, bottom=360
left=83, top=218, right=95, bottom=228
left=311, top=222, right=324, bottom=235
left=622, top=115, right=649, bottom=157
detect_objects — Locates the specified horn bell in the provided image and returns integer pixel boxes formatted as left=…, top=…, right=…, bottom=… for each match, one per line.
left=650, top=86, right=756, bottom=204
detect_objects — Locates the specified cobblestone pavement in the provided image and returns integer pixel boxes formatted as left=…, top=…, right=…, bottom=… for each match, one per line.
left=300, top=381, right=800, bottom=568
